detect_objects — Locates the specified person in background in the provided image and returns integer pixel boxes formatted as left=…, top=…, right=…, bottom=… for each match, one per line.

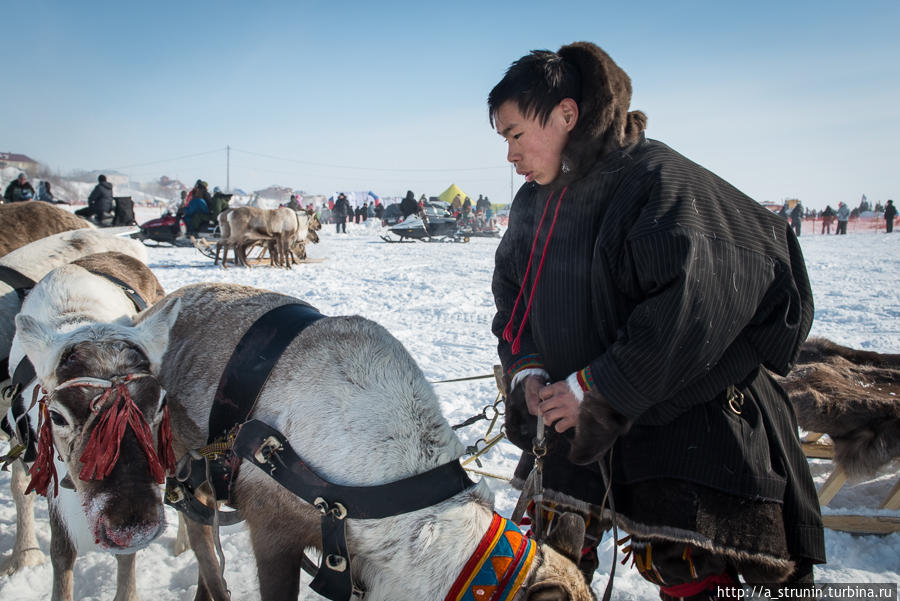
left=333, top=192, right=351, bottom=233
left=286, top=194, right=302, bottom=211
left=77, top=174, right=113, bottom=223
left=489, top=42, right=823, bottom=597
left=183, top=189, right=211, bottom=235
left=450, top=193, right=462, bottom=216
left=884, top=200, right=896, bottom=233
left=836, top=202, right=850, bottom=234
left=790, top=201, right=803, bottom=237
left=374, top=202, right=384, bottom=220
left=3, top=173, right=35, bottom=203
left=400, top=190, right=418, bottom=219
left=36, top=180, right=55, bottom=202
left=821, top=205, right=835, bottom=234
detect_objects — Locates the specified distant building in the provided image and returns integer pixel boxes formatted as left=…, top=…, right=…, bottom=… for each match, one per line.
left=0, top=152, right=39, bottom=173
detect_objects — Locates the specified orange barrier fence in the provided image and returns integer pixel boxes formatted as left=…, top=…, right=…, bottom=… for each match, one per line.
left=795, top=216, right=890, bottom=235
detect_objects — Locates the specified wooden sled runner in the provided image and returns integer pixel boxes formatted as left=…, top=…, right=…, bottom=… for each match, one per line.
left=190, top=236, right=326, bottom=267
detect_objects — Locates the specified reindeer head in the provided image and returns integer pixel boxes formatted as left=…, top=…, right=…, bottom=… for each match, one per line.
left=13, top=300, right=180, bottom=553
left=526, top=513, right=595, bottom=601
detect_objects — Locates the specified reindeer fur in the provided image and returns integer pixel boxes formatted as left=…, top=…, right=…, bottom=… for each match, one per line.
left=1, top=231, right=147, bottom=379
left=777, top=337, right=900, bottom=478
left=133, top=282, right=592, bottom=601
left=0, top=202, right=93, bottom=258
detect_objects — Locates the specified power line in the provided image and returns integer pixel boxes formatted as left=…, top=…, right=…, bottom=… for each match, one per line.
left=230, top=147, right=507, bottom=173
left=107, top=148, right=226, bottom=171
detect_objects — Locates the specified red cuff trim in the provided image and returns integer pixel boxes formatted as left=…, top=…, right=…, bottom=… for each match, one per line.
left=507, top=354, right=544, bottom=380
left=575, top=367, right=595, bottom=392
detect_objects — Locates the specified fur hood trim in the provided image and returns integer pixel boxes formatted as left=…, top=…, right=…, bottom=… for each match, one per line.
left=556, top=42, right=647, bottom=182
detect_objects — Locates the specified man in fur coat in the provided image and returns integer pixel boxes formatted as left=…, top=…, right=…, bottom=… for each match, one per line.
left=489, top=42, right=824, bottom=599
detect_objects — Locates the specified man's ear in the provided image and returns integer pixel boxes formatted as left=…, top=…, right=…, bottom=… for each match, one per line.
left=559, top=98, right=579, bottom=132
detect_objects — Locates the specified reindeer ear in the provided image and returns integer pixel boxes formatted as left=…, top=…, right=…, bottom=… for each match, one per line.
left=545, top=512, right=586, bottom=564
left=14, top=314, right=61, bottom=382
left=132, top=298, right=181, bottom=373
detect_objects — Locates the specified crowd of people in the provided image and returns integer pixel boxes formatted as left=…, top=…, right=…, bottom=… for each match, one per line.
left=777, top=199, right=894, bottom=235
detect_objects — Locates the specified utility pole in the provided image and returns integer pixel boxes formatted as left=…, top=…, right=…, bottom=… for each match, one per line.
left=226, top=145, right=230, bottom=192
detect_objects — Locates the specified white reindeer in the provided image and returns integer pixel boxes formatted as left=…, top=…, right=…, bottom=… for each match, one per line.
left=6, top=252, right=170, bottom=601
left=45, top=282, right=592, bottom=601
left=1, top=229, right=147, bottom=384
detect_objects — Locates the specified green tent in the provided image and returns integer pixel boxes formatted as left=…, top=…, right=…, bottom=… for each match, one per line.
left=438, top=183, right=470, bottom=206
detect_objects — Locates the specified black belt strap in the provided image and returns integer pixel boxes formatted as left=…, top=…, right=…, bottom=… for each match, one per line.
left=234, top=419, right=476, bottom=519
left=1, top=358, right=39, bottom=463
left=233, top=418, right=475, bottom=601
left=86, top=269, right=149, bottom=312
left=0, top=264, right=35, bottom=302
left=166, top=303, right=325, bottom=523
left=209, top=303, right=324, bottom=442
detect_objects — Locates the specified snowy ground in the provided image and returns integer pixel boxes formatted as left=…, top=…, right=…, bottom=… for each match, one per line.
left=0, top=207, right=897, bottom=600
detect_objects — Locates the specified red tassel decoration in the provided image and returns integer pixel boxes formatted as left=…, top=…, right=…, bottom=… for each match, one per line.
left=156, top=404, right=176, bottom=475
left=25, top=402, right=59, bottom=497
left=79, top=382, right=167, bottom=484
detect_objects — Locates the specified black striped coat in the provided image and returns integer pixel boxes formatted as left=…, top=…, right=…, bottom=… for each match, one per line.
left=493, top=136, right=825, bottom=564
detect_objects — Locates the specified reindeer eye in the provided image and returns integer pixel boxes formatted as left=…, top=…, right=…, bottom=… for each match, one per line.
left=49, top=411, right=69, bottom=427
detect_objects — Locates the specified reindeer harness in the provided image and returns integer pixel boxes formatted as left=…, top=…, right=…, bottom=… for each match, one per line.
left=166, top=303, right=477, bottom=601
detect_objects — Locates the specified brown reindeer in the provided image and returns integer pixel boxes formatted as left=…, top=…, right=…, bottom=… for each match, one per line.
left=215, top=207, right=319, bottom=268
left=0, top=202, right=93, bottom=258
left=6, top=252, right=170, bottom=601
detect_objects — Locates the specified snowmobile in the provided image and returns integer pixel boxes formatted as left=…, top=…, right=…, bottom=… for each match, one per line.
left=381, top=203, right=469, bottom=243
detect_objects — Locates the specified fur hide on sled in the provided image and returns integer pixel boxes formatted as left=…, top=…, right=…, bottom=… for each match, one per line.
left=776, top=337, right=900, bottom=479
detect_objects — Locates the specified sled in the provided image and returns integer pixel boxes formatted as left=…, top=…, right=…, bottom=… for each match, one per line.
left=801, top=432, right=900, bottom=534
left=190, top=236, right=326, bottom=267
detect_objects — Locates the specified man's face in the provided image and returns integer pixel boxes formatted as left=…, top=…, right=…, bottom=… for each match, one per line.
left=494, top=100, right=575, bottom=185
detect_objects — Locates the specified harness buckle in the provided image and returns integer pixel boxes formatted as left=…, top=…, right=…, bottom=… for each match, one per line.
left=165, top=482, right=185, bottom=504
left=254, top=436, right=283, bottom=463
left=727, top=386, right=744, bottom=415
left=325, top=554, right=348, bottom=572
left=314, top=497, right=348, bottom=520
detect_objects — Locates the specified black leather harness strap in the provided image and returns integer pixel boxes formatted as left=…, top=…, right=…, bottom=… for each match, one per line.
left=166, top=303, right=324, bottom=524
left=0, top=265, right=36, bottom=302
left=85, top=269, right=148, bottom=312
left=0, top=358, right=38, bottom=464
left=234, top=419, right=475, bottom=601
left=235, top=419, right=476, bottom=519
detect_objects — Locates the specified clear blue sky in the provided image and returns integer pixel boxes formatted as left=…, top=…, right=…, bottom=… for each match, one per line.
left=5, top=0, right=898, bottom=208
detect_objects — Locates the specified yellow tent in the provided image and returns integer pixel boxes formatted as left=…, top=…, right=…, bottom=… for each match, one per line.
left=438, top=183, right=470, bottom=206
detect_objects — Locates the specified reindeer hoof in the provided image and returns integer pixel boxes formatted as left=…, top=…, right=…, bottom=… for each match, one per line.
left=1, top=546, right=46, bottom=575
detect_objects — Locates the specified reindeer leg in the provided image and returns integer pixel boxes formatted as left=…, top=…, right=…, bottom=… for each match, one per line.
left=1, top=460, right=45, bottom=574
left=173, top=513, right=190, bottom=556
left=48, top=504, right=76, bottom=601
left=113, top=553, right=140, bottom=601
left=185, top=517, right=231, bottom=601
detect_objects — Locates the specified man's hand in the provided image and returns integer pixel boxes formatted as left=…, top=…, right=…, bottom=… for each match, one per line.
left=523, top=377, right=580, bottom=433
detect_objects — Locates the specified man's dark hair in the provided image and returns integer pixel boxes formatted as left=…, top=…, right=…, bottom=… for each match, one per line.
left=98, top=174, right=107, bottom=183
left=488, top=50, right=582, bottom=129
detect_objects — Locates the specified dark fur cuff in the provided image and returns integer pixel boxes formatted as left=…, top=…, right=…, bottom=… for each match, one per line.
left=569, top=389, right=633, bottom=465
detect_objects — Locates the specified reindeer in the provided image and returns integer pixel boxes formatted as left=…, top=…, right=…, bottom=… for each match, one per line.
left=215, top=207, right=320, bottom=268
left=73, top=282, right=591, bottom=601
left=0, top=202, right=94, bottom=258
left=4, top=252, right=170, bottom=601
left=2, top=230, right=149, bottom=398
